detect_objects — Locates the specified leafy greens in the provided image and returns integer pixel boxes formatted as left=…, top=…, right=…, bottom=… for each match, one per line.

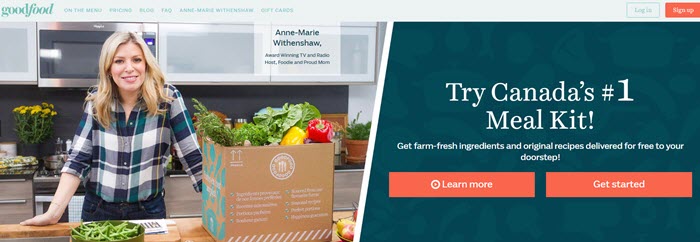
left=253, top=102, right=321, bottom=144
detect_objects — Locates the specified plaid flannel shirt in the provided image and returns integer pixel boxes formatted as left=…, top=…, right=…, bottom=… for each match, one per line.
left=62, top=84, right=203, bottom=203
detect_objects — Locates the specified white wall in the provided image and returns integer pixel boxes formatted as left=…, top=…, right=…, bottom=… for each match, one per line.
left=348, top=85, right=377, bottom=123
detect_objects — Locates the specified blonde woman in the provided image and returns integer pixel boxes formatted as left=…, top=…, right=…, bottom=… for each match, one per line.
left=21, top=32, right=203, bottom=225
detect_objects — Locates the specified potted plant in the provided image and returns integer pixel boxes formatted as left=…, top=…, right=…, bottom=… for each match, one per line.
left=13, top=102, right=58, bottom=157
left=344, top=112, right=371, bottom=163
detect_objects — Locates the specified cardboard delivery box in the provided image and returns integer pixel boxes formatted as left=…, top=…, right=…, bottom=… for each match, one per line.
left=201, top=140, right=335, bottom=242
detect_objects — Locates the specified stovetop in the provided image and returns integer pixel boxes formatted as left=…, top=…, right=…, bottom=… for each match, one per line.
left=34, top=168, right=62, bottom=182
left=24, top=160, right=84, bottom=195
left=34, top=168, right=86, bottom=195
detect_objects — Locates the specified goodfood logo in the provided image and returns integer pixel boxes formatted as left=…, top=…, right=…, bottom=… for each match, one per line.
left=1, top=3, right=54, bottom=17
left=270, top=153, right=295, bottom=180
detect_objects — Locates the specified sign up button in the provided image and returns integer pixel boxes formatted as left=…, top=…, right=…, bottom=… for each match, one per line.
left=547, top=172, right=692, bottom=197
left=627, top=2, right=660, bottom=18
left=389, top=172, right=534, bottom=197
left=666, top=3, right=700, bottom=17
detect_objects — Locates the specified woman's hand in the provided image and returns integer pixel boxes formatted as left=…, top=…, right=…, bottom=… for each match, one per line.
left=19, top=213, right=61, bottom=226
left=21, top=173, right=81, bottom=226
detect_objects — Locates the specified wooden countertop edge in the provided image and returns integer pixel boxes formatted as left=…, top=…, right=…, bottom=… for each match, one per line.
left=0, top=222, right=77, bottom=238
left=0, top=222, right=181, bottom=241
left=0, top=211, right=353, bottom=241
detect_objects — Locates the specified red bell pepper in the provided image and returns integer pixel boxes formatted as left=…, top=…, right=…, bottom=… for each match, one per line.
left=307, top=119, right=333, bottom=143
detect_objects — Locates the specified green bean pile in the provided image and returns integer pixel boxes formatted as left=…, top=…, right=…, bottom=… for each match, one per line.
left=71, top=221, right=141, bottom=241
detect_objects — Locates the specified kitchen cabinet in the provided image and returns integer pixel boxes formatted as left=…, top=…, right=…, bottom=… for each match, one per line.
left=0, top=178, right=34, bottom=224
left=158, top=23, right=270, bottom=84
left=0, top=23, right=37, bottom=84
left=164, top=174, right=202, bottom=218
left=270, top=24, right=377, bottom=84
left=159, top=22, right=378, bottom=85
left=333, top=169, right=363, bottom=211
left=339, top=25, right=377, bottom=83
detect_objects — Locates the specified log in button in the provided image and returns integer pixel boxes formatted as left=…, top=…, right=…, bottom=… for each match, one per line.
left=627, top=2, right=660, bottom=18
left=389, top=172, right=534, bottom=198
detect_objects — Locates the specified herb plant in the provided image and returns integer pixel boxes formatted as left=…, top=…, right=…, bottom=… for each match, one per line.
left=345, top=112, right=371, bottom=140
left=191, top=98, right=236, bottom=146
left=233, top=123, right=270, bottom=146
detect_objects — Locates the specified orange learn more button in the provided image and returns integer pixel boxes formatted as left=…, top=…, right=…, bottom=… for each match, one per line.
left=546, top=172, right=692, bottom=197
left=666, top=3, right=700, bottom=17
left=389, top=172, right=534, bottom=198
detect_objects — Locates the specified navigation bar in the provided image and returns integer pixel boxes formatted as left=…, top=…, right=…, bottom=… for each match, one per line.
left=2, top=0, right=689, bottom=21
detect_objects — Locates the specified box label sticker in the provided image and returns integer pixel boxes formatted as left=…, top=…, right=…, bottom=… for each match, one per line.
left=270, top=153, right=295, bottom=180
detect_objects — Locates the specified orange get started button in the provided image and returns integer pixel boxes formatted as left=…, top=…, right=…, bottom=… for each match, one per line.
left=547, top=172, right=692, bottom=197
left=389, top=172, right=534, bottom=197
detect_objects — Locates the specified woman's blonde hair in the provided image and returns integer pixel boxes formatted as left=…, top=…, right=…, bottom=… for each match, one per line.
left=87, top=32, right=173, bottom=129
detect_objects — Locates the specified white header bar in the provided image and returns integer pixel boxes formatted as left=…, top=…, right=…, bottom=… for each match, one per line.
left=2, top=0, right=700, bottom=22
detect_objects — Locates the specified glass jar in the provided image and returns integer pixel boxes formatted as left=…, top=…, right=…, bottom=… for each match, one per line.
left=235, top=118, right=247, bottom=129
left=333, top=131, right=343, bottom=155
left=224, top=118, right=233, bottom=129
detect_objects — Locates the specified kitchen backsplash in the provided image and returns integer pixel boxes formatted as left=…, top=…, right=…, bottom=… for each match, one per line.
left=0, top=85, right=348, bottom=154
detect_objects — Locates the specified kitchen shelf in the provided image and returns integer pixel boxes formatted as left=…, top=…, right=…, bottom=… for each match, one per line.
left=334, top=154, right=365, bottom=170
